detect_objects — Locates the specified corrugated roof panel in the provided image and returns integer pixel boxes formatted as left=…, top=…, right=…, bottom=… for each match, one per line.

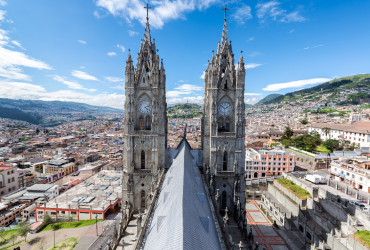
left=199, top=217, right=209, bottom=233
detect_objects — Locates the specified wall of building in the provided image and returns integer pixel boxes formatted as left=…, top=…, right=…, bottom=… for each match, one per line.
left=283, top=148, right=316, bottom=170
left=268, top=183, right=299, bottom=217
left=273, top=180, right=308, bottom=208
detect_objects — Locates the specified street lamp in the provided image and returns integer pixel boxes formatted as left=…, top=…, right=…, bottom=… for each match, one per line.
left=51, top=223, right=55, bottom=248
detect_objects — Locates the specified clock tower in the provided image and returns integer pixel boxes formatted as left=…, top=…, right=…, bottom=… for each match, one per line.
left=122, top=6, right=167, bottom=211
left=201, top=9, right=246, bottom=212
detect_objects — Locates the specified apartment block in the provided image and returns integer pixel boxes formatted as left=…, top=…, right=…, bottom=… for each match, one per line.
left=0, top=165, right=19, bottom=198
left=245, top=149, right=295, bottom=178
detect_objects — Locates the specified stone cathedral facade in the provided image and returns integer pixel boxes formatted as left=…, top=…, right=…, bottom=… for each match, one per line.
left=201, top=20, right=246, bottom=212
left=122, top=17, right=168, bottom=210
left=122, top=10, right=246, bottom=215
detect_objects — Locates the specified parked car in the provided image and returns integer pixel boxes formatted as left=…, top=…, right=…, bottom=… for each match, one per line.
left=304, top=174, right=326, bottom=184
left=355, top=202, right=365, bottom=209
left=72, top=171, right=80, bottom=176
left=349, top=201, right=355, bottom=206
left=362, top=207, right=369, bottom=213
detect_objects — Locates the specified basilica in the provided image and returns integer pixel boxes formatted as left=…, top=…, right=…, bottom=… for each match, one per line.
left=120, top=5, right=251, bottom=250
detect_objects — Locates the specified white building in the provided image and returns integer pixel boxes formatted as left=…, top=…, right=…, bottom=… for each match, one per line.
left=308, top=122, right=370, bottom=148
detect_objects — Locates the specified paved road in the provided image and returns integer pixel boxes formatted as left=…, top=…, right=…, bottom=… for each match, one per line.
left=88, top=212, right=121, bottom=250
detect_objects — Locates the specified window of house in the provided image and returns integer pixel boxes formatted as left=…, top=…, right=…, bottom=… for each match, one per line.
left=38, top=211, right=43, bottom=214
left=51, top=212, right=56, bottom=215
left=11, top=177, right=14, bottom=182
left=12, top=187, right=15, bottom=190
left=71, top=212, right=77, bottom=215
left=141, top=150, right=145, bottom=169
left=223, top=152, right=228, bottom=171
left=360, top=177, right=363, bottom=181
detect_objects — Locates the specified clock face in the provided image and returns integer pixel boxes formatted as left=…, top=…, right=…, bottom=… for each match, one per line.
left=138, top=101, right=152, bottom=114
left=218, top=103, right=231, bottom=116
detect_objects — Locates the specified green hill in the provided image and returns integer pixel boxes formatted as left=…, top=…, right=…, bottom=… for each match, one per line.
left=265, top=74, right=370, bottom=104
left=167, top=103, right=202, bottom=118
left=255, top=94, right=282, bottom=105
left=0, top=106, right=43, bottom=124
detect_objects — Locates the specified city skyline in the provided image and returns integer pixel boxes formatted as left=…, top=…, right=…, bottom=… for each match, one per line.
left=0, top=0, right=369, bottom=109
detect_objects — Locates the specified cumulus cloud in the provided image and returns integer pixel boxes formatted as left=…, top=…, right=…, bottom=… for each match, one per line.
left=117, top=44, right=125, bottom=52
left=105, top=76, right=124, bottom=82
left=0, top=80, right=125, bottom=109
left=48, top=75, right=96, bottom=92
left=244, top=63, right=262, bottom=69
left=244, top=93, right=262, bottom=96
left=200, top=71, right=205, bottom=79
left=233, top=4, right=252, bottom=25
left=107, top=52, right=117, bottom=56
left=0, top=1, right=6, bottom=6
left=95, top=0, right=219, bottom=29
left=128, top=30, right=139, bottom=36
left=245, top=96, right=262, bottom=104
left=0, top=46, right=52, bottom=81
left=263, top=78, right=332, bottom=91
left=256, top=1, right=305, bottom=24
left=78, top=40, right=87, bottom=44
left=71, top=70, right=99, bottom=81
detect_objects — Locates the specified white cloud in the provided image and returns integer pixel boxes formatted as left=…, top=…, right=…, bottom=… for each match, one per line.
left=0, top=46, right=52, bottom=81
left=233, top=4, right=252, bottom=25
left=245, top=63, right=262, bottom=69
left=117, top=44, right=125, bottom=52
left=281, top=11, right=305, bottom=23
left=80, top=66, right=85, bottom=69
left=71, top=70, right=98, bottom=81
left=105, top=76, right=124, bottom=82
left=249, top=51, right=262, bottom=57
left=110, top=84, right=125, bottom=91
left=0, top=1, right=6, bottom=6
left=0, top=80, right=125, bottom=109
left=95, top=0, right=219, bottom=29
left=246, top=37, right=254, bottom=42
left=6, top=19, right=13, bottom=23
left=178, top=80, right=187, bottom=82
left=49, top=75, right=96, bottom=92
left=167, top=96, right=203, bottom=105
left=256, top=1, right=305, bottom=24
left=313, top=45, right=323, bottom=48
left=107, top=52, right=117, bottom=56
left=200, top=71, right=205, bottom=79
left=0, top=10, right=6, bottom=21
left=167, top=84, right=203, bottom=98
left=244, top=93, right=262, bottom=96
left=288, top=29, right=295, bottom=33
left=11, top=41, right=25, bottom=50
left=78, top=40, right=87, bottom=44
left=263, top=78, right=332, bottom=91
left=128, top=30, right=139, bottom=36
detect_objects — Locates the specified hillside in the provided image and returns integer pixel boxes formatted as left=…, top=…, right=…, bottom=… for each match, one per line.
left=255, top=94, right=282, bottom=105
left=0, top=106, right=43, bottom=124
left=167, top=103, right=202, bottom=118
left=264, top=74, right=370, bottom=105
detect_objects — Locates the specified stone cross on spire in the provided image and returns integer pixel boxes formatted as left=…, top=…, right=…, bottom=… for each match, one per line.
left=222, top=5, right=229, bottom=22
left=144, top=2, right=151, bottom=21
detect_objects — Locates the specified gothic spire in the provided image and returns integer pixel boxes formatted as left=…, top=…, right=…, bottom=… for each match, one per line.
left=144, top=3, right=152, bottom=46
left=238, top=51, right=244, bottom=69
left=220, top=20, right=228, bottom=48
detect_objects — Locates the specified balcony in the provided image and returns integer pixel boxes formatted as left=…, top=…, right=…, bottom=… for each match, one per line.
left=216, top=170, right=235, bottom=176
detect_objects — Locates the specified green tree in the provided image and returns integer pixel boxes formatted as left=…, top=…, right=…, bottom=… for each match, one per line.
left=322, top=127, right=331, bottom=139
left=36, top=128, right=40, bottom=134
left=323, top=139, right=340, bottom=152
left=301, top=118, right=308, bottom=125
left=0, top=228, right=6, bottom=243
left=18, top=221, right=30, bottom=242
left=9, top=232, right=18, bottom=245
left=281, top=126, right=294, bottom=141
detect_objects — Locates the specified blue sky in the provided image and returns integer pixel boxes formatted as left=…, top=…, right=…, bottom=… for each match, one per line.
left=0, top=0, right=369, bottom=109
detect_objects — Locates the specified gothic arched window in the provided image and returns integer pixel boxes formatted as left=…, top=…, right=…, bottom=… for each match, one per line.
left=141, top=150, right=145, bottom=169
left=218, top=117, right=224, bottom=131
left=225, top=117, right=231, bottom=132
left=141, top=190, right=146, bottom=208
left=139, top=115, right=144, bottom=130
left=223, top=151, right=228, bottom=171
left=145, top=115, right=151, bottom=130
left=221, top=191, right=227, bottom=210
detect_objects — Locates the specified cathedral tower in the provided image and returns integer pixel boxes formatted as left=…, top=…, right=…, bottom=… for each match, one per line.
left=201, top=7, right=246, bottom=212
left=122, top=5, right=167, bottom=211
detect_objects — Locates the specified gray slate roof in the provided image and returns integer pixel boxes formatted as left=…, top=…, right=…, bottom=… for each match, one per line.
left=142, top=140, right=221, bottom=250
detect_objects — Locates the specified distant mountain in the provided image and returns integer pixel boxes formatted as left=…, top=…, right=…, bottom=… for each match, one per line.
left=245, top=104, right=251, bottom=108
left=255, top=94, right=282, bottom=105
left=263, top=74, right=370, bottom=105
left=0, top=106, right=43, bottom=124
left=0, top=98, right=124, bottom=113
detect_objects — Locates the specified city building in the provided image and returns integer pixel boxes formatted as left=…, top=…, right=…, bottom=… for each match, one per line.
left=245, top=149, right=295, bottom=178
left=308, top=122, right=370, bottom=147
left=0, top=165, right=19, bottom=198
